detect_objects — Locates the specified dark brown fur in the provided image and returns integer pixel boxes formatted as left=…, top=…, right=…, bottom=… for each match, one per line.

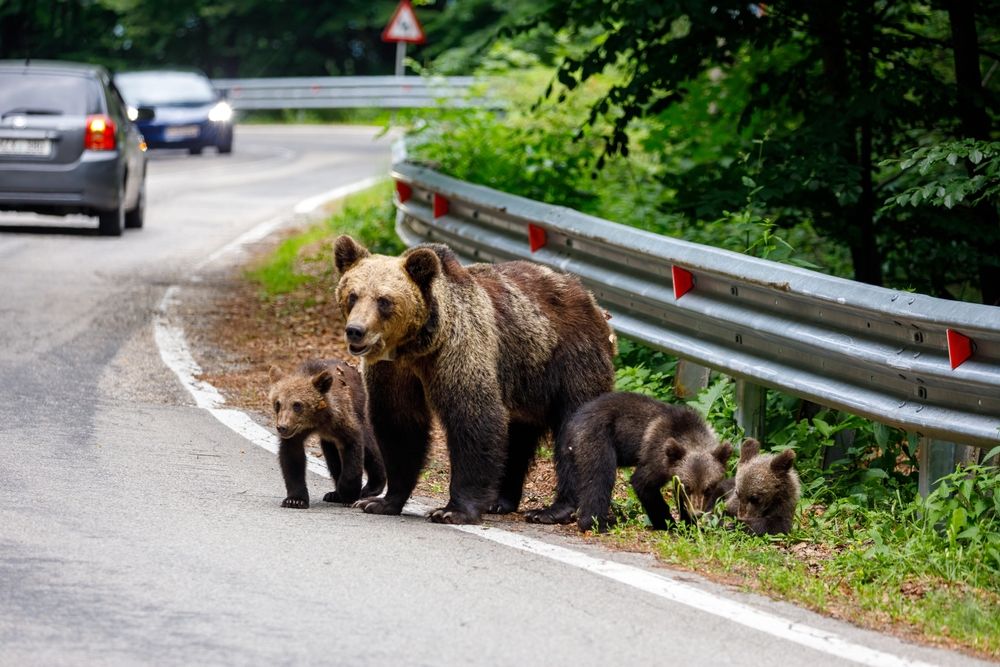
left=568, top=392, right=733, bottom=532
left=267, top=359, right=385, bottom=508
left=334, top=236, right=616, bottom=525
left=723, top=438, right=800, bottom=535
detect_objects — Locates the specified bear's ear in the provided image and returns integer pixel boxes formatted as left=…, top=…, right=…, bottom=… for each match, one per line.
left=713, top=441, right=734, bottom=465
left=268, top=365, right=283, bottom=384
left=334, top=236, right=370, bottom=275
left=404, top=247, right=441, bottom=290
left=664, top=438, right=686, bottom=464
left=312, top=369, right=334, bottom=395
left=739, top=438, right=761, bottom=463
left=770, top=449, right=796, bottom=474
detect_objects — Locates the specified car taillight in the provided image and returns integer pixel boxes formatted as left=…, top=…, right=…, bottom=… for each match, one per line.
left=84, top=115, right=116, bottom=151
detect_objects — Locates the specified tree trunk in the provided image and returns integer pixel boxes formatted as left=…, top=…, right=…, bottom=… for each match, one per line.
left=810, top=3, right=883, bottom=286
left=948, top=2, right=1000, bottom=305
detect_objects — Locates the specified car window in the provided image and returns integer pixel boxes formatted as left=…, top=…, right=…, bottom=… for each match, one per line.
left=0, top=72, right=101, bottom=116
left=115, top=72, right=217, bottom=106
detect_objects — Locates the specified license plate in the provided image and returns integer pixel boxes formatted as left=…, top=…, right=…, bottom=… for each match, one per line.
left=164, top=125, right=200, bottom=140
left=0, top=138, right=52, bottom=156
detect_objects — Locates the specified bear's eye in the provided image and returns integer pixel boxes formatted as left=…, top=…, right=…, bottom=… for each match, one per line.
left=377, top=296, right=393, bottom=316
left=746, top=494, right=760, bottom=506
left=292, top=401, right=303, bottom=414
left=347, top=292, right=358, bottom=309
left=273, top=400, right=281, bottom=413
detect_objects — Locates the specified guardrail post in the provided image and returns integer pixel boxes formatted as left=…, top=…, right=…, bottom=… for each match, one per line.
left=674, top=360, right=711, bottom=399
left=918, top=438, right=979, bottom=496
left=735, top=380, right=767, bottom=441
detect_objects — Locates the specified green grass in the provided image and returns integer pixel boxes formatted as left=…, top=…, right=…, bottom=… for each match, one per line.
left=246, top=179, right=404, bottom=298
left=238, top=108, right=395, bottom=126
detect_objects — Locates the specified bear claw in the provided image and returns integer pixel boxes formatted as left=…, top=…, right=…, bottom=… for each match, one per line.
left=282, top=497, right=309, bottom=509
left=323, top=491, right=343, bottom=503
left=524, top=505, right=575, bottom=524
left=354, top=497, right=403, bottom=515
left=429, top=507, right=481, bottom=525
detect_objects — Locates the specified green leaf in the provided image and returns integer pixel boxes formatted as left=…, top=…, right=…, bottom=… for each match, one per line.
left=950, top=507, right=968, bottom=534
left=947, top=153, right=959, bottom=166
left=970, top=148, right=983, bottom=164
left=741, top=176, right=756, bottom=188
left=813, top=417, right=833, bottom=437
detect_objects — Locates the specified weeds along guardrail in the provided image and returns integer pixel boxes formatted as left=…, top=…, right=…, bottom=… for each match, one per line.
left=211, top=76, right=483, bottom=110
left=390, top=161, right=1000, bottom=492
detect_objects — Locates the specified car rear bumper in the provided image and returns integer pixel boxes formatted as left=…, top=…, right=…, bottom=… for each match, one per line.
left=140, top=120, right=231, bottom=149
left=0, top=151, right=123, bottom=214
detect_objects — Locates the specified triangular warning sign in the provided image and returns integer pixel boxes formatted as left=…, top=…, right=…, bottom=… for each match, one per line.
left=382, top=0, right=426, bottom=44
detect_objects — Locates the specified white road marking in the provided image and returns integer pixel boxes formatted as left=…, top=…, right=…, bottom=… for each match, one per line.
left=153, top=179, right=941, bottom=667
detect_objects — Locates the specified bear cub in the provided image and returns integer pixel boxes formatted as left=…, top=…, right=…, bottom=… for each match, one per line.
left=567, top=392, right=733, bottom=532
left=721, top=438, right=800, bottom=535
left=268, top=359, right=385, bottom=509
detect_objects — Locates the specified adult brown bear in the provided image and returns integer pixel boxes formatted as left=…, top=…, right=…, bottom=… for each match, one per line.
left=333, top=236, right=615, bottom=524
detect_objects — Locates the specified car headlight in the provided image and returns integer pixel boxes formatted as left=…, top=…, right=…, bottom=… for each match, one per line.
left=127, top=106, right=139, bottom=121
left=208, top=101, right=233, bottom=122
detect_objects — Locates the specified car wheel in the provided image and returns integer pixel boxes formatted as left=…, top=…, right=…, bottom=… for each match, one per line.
left=98, top=182, right=125, bottom=236
left=218, top=129, right=233, bottom=154
left=97, top=204, right=124, bottom=236
left=125, top=178, right=145, bottom=229
left=189, top=146, right=203, bottom=155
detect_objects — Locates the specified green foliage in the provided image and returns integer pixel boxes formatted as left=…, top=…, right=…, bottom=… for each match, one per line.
left=882, top=140, right=1000, bottom=211
left=247, top=180, right=401, bottom=298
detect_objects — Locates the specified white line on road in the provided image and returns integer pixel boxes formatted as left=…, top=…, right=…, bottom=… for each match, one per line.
left=152, top=179, right=940, bottom=667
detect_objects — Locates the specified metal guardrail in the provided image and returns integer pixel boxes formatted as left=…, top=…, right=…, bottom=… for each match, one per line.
left=390, top=161, right=1000, bottom=453
left=211, top=76, right=480, bottom=110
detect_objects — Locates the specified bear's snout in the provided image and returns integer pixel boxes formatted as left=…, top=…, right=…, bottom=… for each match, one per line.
left=345, top=324, right=367, bottom=343
left=276, top=425, right=289, bottom=436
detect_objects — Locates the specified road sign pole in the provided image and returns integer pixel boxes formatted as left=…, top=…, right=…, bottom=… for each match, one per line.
left=395, top=42, right=406, bottom=77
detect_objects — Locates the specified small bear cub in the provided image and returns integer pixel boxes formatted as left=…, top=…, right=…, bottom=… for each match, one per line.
left=568, top=392, right=733, bottom=532
left=268, top=359, right=385, bottom=509
left=723, top=438, right=800, bottom=535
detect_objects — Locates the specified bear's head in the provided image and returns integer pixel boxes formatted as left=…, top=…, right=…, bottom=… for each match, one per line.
left=732, top=438, right=800, bottom=529
left=334, top=235, right=441, bottom=361
left=664, top=434, right=733, bottom=520
left=267, top=365, right=335, bottom=439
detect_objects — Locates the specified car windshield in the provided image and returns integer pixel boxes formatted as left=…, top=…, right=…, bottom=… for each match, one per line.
left=0, top=72, right=99, bottom=116
left=115, top=72, right=217, bottom=106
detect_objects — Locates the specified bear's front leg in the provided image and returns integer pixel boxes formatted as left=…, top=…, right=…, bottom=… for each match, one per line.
left=278, top=435, right=310, bottom=509
left=430, top=384, right=506, bottom=525
left=357, top=361, right=429, bottom=515
left=321, top=429, right=364, bottom=504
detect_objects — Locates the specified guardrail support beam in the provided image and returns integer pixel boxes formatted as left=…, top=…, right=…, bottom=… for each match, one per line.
left=918, top=438, right=979, bottom=496
left=736, top=380, right=767, bottom=441
left=674, top=360, right=711, bottom=399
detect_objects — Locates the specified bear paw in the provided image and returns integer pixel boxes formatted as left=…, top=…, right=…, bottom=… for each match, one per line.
left=428, top=506, right=481, bottom=525
left=487, top=497, right=520, bottom=515
left=524, top=505, right=575, bottom=524
left=282, top=497, right=309, bottom=509
left=353, top=497, right=403, bottom=515
left=323, top=491, right=343, bottom=504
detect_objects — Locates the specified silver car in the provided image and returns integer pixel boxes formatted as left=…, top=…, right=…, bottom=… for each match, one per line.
left=0, top=60, right=148, bottom=236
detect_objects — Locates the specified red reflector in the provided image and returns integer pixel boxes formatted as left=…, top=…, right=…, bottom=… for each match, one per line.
left=396, top=181, right=412, bottom=203
left=528, top=224, right=547, bottom=252
left=672, top=266, right=694, bottom=299
left=84, top=114, right=116, bottom=151
left=433, top=193, right=449, bottom=218
left=946, top=329, right=973, bottom=369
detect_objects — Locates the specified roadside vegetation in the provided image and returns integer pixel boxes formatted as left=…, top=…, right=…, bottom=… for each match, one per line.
left=244, top=183, right=999, bottom=658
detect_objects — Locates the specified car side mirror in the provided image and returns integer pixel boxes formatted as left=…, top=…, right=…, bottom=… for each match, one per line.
left=136, top=106, right=155, bottom=121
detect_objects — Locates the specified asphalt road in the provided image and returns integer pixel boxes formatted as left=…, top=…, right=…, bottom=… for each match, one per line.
left=0, top=126, right=990, bottom=667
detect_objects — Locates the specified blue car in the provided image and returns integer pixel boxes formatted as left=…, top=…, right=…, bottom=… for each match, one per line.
left=114, top=70, right=234, bottom=155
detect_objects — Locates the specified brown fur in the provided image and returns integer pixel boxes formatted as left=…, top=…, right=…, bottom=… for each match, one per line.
left=334, top=236, right=616, bottom=524
left=724, top=438, right=800, bottom=535
left=267, top=359, right=385, bottom=508
left=567, top=392, right=733, bottom=532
